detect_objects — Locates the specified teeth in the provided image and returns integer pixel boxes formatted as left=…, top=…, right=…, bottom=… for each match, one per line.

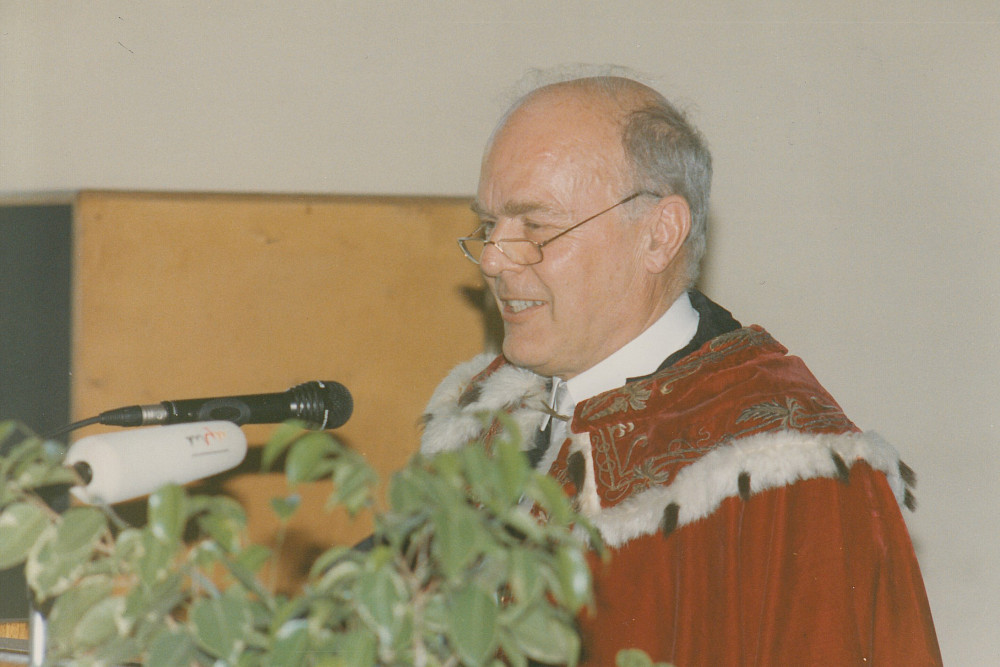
left=506, top=299, right=543, bottom=313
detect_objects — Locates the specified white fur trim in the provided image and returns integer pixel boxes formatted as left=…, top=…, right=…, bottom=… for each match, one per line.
left=420, top=358, right=913, bottom=550
left=582, top=430, right=908, bottom=547
left=420, top=354, right=549, bottom=455
left=569, top=432, right=602, bottom=518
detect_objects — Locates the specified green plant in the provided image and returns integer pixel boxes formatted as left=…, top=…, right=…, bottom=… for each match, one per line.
left=0, top=416, right=627, bottom=666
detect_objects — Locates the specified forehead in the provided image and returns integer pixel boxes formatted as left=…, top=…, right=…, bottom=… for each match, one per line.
left=477, top=88, right=628, bottom=208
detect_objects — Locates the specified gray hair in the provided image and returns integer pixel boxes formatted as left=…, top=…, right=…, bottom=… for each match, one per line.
left=623, top=94, right=712, bottom=285
left=496, top=65, right=713, bottom=285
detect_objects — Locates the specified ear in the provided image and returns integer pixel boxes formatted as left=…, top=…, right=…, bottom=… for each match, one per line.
left=643, top=195, right=691, bottom=274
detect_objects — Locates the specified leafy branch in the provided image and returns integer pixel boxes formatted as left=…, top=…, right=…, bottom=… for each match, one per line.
left=0, top=417, right=669, bottom=666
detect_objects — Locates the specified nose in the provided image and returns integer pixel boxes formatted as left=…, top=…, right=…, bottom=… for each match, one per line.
left=478, top=219, right=522, bottom=277
left=479, top=241, right=517, bottom=277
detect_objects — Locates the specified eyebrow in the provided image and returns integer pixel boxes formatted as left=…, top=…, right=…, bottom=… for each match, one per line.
left=470, top=199, right=561, bottom=219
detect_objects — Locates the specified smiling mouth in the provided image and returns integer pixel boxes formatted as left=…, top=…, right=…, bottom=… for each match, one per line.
left=503, top=299, right=545, bottom=314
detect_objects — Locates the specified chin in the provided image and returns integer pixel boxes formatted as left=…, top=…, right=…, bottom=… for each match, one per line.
left=501, top=339, right=550, bottom=375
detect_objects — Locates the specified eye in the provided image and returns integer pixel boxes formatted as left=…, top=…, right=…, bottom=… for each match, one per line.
left=521, top=219, right=552, bottom=239
left=479, top=220, right=496, bottom=238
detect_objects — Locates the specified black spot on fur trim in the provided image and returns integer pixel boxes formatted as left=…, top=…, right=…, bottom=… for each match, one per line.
left=661, top=503, right=680, bottom=537
left=567, top=451, right=585, bottom=493
left=457, top=384, right=481, bottom=408
left=738, top=472, right=751, bottom=501
left=831, top=452, right=851, bottom=484
left=903, top=488, right=917, bottom=512
left=899, top=460, right=917, bottom=488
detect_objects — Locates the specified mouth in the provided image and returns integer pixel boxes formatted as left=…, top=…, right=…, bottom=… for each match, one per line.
left=496, top=296, right=547, bottom=321
left=504, top=299, right=545, bottom=314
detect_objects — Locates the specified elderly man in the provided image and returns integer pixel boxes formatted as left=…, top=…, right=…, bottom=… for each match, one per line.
left=421, top=74, right=940, bottom=665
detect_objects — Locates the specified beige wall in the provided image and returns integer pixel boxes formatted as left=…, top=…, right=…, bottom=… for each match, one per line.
left=3, top=2, right=998, bottom=662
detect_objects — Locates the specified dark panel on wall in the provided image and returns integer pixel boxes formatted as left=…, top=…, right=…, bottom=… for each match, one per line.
left=0, top=204, right=72, bottom=433
left=0, top=203, right=72, bottom=618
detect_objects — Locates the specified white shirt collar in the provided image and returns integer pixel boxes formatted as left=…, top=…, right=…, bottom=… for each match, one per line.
left=562, top=291, right=700, bottom=406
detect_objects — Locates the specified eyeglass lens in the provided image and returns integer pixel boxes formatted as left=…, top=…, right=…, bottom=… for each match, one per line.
left=459, top=238, right=542, bottom=265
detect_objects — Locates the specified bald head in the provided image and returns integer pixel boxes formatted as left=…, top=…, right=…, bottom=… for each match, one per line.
left=517, top=76, right=666, bottom=113
left=486, top=76, right=663, bottom=163
left=483, top=82, right=633, bottom=213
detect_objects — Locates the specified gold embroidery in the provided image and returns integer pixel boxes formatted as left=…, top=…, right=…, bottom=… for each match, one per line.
left=586, top=384, right=652, bottom=421
left=736, top=397, right=851, bottom=432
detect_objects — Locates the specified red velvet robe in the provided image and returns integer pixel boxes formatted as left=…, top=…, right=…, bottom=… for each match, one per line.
left=421, top=326, right=941, bottom=666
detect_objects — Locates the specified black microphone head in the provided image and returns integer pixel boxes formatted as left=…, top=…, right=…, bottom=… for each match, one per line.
left=289, top=381, right=353, bottom=430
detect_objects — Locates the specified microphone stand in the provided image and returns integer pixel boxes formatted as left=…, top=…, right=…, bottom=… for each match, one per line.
left=18, top=440, right=73, bottom=666
left=27, top=601, right=46, bottom=666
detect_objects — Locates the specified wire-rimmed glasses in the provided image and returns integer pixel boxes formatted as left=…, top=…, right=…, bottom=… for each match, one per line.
left=457, top=192, right=649, bottom=266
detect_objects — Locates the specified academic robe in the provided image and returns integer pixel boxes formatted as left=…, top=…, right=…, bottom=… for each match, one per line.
left=420, top=296, right=940, bottom=666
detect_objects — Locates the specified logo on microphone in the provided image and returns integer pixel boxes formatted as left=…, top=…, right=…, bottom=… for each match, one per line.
left=185, top=425, right=229, bottom=448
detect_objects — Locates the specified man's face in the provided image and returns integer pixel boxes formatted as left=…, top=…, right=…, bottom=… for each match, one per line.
left=474, top=90, right=663, bottom=380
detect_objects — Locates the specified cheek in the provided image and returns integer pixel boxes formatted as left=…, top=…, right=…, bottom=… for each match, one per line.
left=537, top=260, right=583, bottom=316
left=550, top=248, right=614, bottom=301
left=564, top=251, right=643, bottom=323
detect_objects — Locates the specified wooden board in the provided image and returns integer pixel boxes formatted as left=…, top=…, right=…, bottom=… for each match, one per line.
left=72, top=191, right=492, bottom=590
left=0, top=620, right=28, bottom=666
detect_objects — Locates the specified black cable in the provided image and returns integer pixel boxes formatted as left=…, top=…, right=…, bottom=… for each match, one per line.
left=44, top=415, right=103, bottom=439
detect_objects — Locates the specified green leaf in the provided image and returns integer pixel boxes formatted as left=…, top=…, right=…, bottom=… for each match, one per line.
left=313, top=560, right=364, bottom=598
left=329, top=629, right=377, bottom=666
left=308, top=544, right=353, bottom=579
left=148, top=483, right=186, bottom=544
left=388, top=465, right=430, bottom=515
left=270, top=493, right=302, bottom=521
left=270, top=619, right=310, bottom=667
left=89, top=636, right=145, bottom=666
left=507, top=604, right=580, bottom=666
left=422, top=593, right=449, bottom=634
left=122, top=572, right=187, bottom=640
left=496, top=634, right=530, bottom=667
left=73, top=595, right=124, bottom=648
left=286, top=432, right=339, bottom=484
left=268, top=596, right=310, bottom=637
left=148, top=628, right=199, bottom=666
left=507, top=547, right=543, bottom=605
left=427, top=450, right=463, bottom=488
left=495, top=438, right=531, bottom=505
left=0, top=502, right=51, bottom=569
left=0, top=435, right=43, bottom=479
left=327, top=452, right=376, bottom=515
left=47, top=576, right=115, bottom=645
left=191, top=591, right=252, bottom=661
left=236, top=543, right=273, bottom=575
left=15, top=458, right=76, bottom=490
left=447, top=585, right=498, bottom=666
left=500, top=505, right=545, bottom=544
left=261, top=421, right=309, bottom=472
left=432, top=504, right=487, bottom=580
left=27, top=507, right=107, bottom=598
left=135, top=528, right=177, bottom=588
left=615, top=648, right=673, bottom=667
left=555, top=545, right=592, bottom=612
left=356, top=566, right=404, bottom=634
left=526, top=472, right=575, bottom=525
left=193, top=494, right=248, bottom=552
left=461, top=442, right=501, bottom=502
left=52, top=506, right=107, bottom=552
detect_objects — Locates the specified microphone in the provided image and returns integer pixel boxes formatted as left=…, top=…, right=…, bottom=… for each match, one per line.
left=64, top=421, right=248, bottom=505
left=96, top=381, right=353, bottom=430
